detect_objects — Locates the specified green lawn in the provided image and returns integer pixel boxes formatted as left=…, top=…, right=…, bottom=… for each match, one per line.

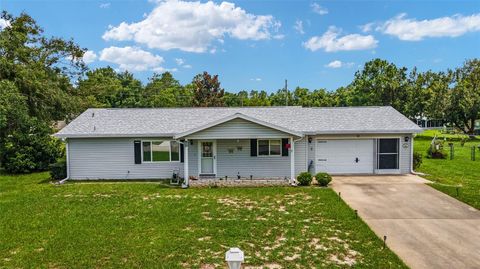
left=414, top=136, right=480, bottom=209
left=0, top=172, right=406, bottom=268
left=416, top=129, right=479, bottom=140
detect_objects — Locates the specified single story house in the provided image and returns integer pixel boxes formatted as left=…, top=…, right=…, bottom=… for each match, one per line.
left=54, top=106, right=422, bottom=187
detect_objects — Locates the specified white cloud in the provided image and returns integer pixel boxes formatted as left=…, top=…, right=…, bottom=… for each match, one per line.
left=360, top=22, right=375, bottom=33
left=325, top=60, right=354, bottom=68
left=174, top=58, right=192, bottom=68
left=175, top=58, right=185, bottom=66
left=311, top=3, right=328, bottom=15
left=250, top=78, right=262, bottom=81
left=99, top=3, right=111, bottom=8
left=99, top=46, right=165, bottom=72
left=102, top=0, right=281, bottom=53
left=303, top=26, right=378, bottom=52
left=82, top=50, right=98, bottom=64
left=294, top=20, right=305, bottom=34
left=0, top=18, right=10, bottom=29
left=377, top=13, right=480, bottom=41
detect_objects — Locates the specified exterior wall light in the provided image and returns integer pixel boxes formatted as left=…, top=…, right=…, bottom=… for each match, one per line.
left=225, top=247, right=244, bottom=269
left=404, top=136, right=410, bottom=142
left=308, top=136, right=312, bottom=143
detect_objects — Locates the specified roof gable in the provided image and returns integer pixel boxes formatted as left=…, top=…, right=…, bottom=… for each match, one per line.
left=174, top=113, right=303, bottom=139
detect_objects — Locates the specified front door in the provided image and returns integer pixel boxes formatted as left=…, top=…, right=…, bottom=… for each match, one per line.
left=199, top=140, right=216, bottom=175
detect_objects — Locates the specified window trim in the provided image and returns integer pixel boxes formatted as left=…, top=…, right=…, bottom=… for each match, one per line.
left=377, top=138, right=399, bottom=170
left=141, top=140, right=180, bottom=163
left=257, top=139, right=282, bottom=157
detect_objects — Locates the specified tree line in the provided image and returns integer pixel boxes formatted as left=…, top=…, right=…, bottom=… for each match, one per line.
left=0, top=12, right=479, bottom=173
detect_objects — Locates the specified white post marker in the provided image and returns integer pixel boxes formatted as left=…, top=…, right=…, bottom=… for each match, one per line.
left=225, top=247, right=244, bottom=269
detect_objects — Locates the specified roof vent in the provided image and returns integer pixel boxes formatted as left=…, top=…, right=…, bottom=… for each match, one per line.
left=92, top=112, right=95, bottom=118
left=93, top=125, right=96, bottom=131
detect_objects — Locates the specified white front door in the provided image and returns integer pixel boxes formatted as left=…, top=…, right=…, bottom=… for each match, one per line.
left=199, top=140, right=216, bottom=175
left=315, top=139, right=374, bottom=174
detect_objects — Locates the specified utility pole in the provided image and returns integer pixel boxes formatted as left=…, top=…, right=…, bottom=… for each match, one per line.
left=284, top=79, right=288, bottom=106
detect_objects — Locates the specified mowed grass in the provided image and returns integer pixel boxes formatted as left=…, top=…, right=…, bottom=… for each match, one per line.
left=415, top=129, right=479, bottom=140
left=414, top=137, right=480, bottom=209
left=0, top=172, right=406, bottom=268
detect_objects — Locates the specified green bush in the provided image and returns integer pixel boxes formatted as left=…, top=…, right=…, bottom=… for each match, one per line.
left=297, top=172, right=312, bottom=186
left=315, top=172, right=332, bottom=187
left=0, top=119, right=64, bottom=173
left=413, top=152, right=423, bottom=170
left=50, top=159, right=67, bottom=180
left=427, top=140, right=446, bottom=159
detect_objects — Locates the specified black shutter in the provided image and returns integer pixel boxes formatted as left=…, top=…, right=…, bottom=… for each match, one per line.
left=250, top=139, right=257, bottom=156
left=282, top=138, right=289, bottom=156
left=134, top=140, right=142, bottom=164
left=180, top=141, right=185, bottom=163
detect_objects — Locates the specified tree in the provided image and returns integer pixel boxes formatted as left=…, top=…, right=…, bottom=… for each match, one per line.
left=0, top=11, right=86, bottom=122
left=192, top=72, right=225, bottom=107
left=349, top=59, right=409, bottom=114
left=406, top=68, right=452, bottom=119
left=0, top=12, right=84, bottom=173
left=143, top=72, right=193, bottom=107
left=448, top=59, right=480, bottom=135
left=75, top=67, right=125, bottom=109
left=0, top=118, right=63, bottom=173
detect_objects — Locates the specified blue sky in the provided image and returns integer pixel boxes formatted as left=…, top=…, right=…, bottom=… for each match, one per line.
left=3, top=0, right=480, bottom=92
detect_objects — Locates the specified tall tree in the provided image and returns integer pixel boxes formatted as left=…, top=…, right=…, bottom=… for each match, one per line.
left=0, top=11, right=86, bottom=121
left=406, top=68, right=452, bottom=119
left=349, top=59, right=409, bottom=114
left=192, top=72, right=225, bottom=107
left=75, top=67, right=124, bottom=108
left=448, top=59, right=480, bottom=135
left=143, top=72, right=192, bottom=107
left=0, top=12, right=84, bottom=173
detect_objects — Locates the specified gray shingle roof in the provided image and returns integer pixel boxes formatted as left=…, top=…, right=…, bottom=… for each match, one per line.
left=55, top=106, right=422, bottom=138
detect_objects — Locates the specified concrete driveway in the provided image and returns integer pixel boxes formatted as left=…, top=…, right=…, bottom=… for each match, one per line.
left=331, top=175, right=480, bottom=269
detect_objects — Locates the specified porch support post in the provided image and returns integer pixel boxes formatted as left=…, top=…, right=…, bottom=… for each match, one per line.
left=182, top=139, right=189, bottom=188
left=290, top=136, right=295, bottom=182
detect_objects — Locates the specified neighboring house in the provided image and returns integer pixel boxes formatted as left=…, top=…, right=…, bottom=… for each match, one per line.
left=414, top=116, right=445, bottom=129
left=54, top=106, right=422, bottom=187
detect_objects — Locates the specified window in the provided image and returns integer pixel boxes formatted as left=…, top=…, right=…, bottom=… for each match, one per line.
left=142, top=140, right=180, bottom=162
left=377, top=139, right=399, bottom=169
left=258, top=139, right=281, bottom=156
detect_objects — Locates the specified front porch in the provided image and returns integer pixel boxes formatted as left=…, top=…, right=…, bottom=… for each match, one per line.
left=173, top=114, right=305, bottom=188
left=182, top=138, right=298, bottom=187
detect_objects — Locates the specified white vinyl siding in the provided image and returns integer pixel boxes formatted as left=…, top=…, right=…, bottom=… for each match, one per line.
left=69, top=138, right=183, bottom=180
left=215, top=139, right=290, bottom=179
left=184, top=118, right=291, bottom=139
left=294, top=137, right=308, bottom=176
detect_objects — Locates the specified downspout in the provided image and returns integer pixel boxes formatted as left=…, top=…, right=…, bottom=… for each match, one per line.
left=59, top=138, right=70, bottom=184
left=410, top=134, right=418, bottom=174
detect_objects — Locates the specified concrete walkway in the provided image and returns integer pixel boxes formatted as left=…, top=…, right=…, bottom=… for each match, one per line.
left=331, top=175, right=480, bottom=269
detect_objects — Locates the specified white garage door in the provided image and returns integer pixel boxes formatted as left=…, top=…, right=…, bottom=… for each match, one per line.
left=315, top=139, right=374, bottom=174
